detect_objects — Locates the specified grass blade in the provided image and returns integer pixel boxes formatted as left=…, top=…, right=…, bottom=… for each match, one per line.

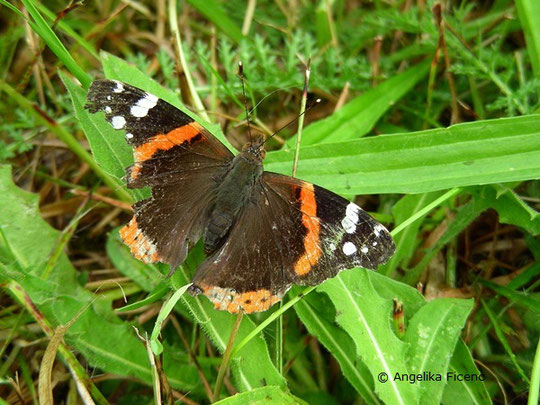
left=286, top=60, right=430, bottom=147
left=267, top=115, right=540, bottom=195
left=20, top=0, right=91, bottom=88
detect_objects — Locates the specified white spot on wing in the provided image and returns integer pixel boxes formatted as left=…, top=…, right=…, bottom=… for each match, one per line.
left=131, top=93, right=159, bottom=118
left=113, top=82, right=124, bottom=93
left=341, top=202, right=360, bottom=234
left=374, top=224, right=385, bottom=237
left=106, top=95, right=112, bottom=101
left=329, top=243, right=336, bottom=251
left=361, top=246, right=369, bottom=254
left=111, top=116, right=126, bottom=129
left=104, top=106, right=112, bottom=113
left=126, top=133, right=134, bottom=139
left=342, top=242, right=357, bottom=256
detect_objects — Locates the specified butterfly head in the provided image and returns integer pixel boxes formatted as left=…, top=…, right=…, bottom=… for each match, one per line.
left=241, top=134, right=266, bottom=163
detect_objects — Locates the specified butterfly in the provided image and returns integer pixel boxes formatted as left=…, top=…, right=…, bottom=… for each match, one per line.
left=85, top=79, right=395, bottom=313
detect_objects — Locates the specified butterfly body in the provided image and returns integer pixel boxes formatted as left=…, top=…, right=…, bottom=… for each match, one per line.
left=203, top=138, right=264, bottom=254
left=85, top=79, right=396, bottom=313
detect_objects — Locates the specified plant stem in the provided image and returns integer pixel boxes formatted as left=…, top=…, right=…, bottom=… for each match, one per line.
left=213, top=312, right=243, bottom=402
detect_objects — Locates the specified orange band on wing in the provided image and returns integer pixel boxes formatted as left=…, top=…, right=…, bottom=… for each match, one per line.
left=200, top=285, right=282, bottom=313
left=133, top=122, right=202, bottom=163
left=294, top=183, right=322, bottom=276
left=119, top=217, right=160, bottom=263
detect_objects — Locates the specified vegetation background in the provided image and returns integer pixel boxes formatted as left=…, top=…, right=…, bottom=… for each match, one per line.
left=0, top=0, right=539, bottom=404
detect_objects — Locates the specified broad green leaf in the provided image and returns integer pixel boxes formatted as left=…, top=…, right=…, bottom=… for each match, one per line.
left=214, top=386, right=306, bottom=404
left=442, top=340, right=491, bottom=405
left=292, top=269, right=429, bottom=402
left=368, top=270, right=427, bottom=317
left=0, top=165, right=201, bottom=393
left=468, top=185, right=540, bottom=235
left=403, top=298, right=474, bottom=404
left=268, top=115, right=540, bottom=195
left=286, top=60, right=430, bottom=147
left=318, top=269, right=420, bottom=404
left=293, top=289, right=380, bottom=404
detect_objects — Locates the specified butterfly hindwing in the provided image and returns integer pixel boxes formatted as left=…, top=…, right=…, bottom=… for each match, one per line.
left=86, top=80, right=234, bottom=268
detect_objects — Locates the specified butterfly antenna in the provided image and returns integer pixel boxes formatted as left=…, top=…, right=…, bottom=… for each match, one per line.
left=263, top=98, right=321, bottom=145
left=238, top=61, right=253, bottom=143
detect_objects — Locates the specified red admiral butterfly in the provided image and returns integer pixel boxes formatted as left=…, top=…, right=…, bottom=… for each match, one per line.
left=86, top=80, right=395, bottom=313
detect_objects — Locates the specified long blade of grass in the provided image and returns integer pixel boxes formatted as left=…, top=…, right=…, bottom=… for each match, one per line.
left=478, top=279, right=540, bottom=313
left=286, top=60, right=430, bottom=147
left=481, top=300, right=530, bottom=384
left=35, top=1, right=99, bottom=60
left=516, top=0, right=540, bottom=83
left=150, top=283, right=192, bottom=355
left=267, top=114, right=540, bottom=195
left=20, top=0, right=91, bottom=88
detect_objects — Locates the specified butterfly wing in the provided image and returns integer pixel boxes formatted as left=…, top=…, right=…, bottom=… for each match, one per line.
left=189, top=172, right=395, bottom=313
left=86, top=80, right=234, bottom=269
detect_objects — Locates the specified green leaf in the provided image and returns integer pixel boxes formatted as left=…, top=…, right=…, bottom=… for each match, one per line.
left=286, top=60, right=430, bottom=147
left=442, top=339, right=491, bottom=405
left=150, top=283, right=192, bottom=355
left=214, top=386, right=306, bottom=404
left=293, top=289, right=380, bottom=404
left=267, top=114, right=540, bottom=195
left=115, top=282, right=169, bottom=312
left=481, top=300, right=530, bottom=384
left=317, top=269, right=420, bottom=404
left=403, top=298, right=474, bottom=404
left=478, top=279, right=540, bottom=313
left=0, top=165, right=201, bottom=392
left=468, top=185, right=540, bottom=235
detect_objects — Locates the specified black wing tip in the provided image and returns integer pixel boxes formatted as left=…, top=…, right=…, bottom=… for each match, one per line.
left=84, top=79, right=127, bottom=112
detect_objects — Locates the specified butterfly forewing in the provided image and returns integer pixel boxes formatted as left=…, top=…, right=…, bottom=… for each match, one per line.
left=85, top=80, right=233, bottom=269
